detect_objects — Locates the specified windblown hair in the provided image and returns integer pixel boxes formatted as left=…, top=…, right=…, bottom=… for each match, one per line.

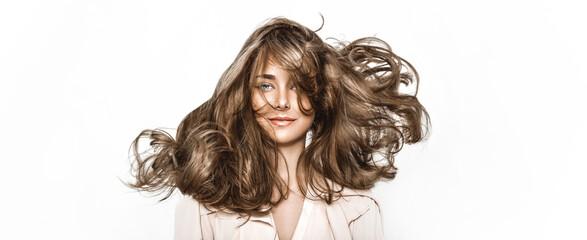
left=128, top=17, right=430, bottom=215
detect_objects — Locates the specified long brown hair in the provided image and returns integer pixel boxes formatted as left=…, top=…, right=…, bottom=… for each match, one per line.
left=128, top=17, right=430, bottom=215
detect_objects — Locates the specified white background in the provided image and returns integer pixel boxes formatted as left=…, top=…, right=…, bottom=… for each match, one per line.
left=1, top=0, right=586, bottom=239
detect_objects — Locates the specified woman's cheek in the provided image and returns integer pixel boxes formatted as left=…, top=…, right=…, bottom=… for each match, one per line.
left=251, top=94, right=265, bottom=112
left=301, top=97, right=314, bottom=112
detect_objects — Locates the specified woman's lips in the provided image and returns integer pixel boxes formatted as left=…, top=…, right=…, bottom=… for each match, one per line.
left=269, top=117, right=296, bottom=127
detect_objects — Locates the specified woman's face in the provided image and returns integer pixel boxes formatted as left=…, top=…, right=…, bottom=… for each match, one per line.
left=251, top=60, right=315, bottom=146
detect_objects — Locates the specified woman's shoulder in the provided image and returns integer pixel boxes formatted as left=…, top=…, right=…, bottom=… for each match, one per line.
left=334, top=188, right=384, bottom=239
left=175, top=195, right=214, bottom=215
left=336, top=187, right=380, bottom=220
left=312, top=186, right=383, bottom=239
left=309, top=186, right=381, bottom=226
left=174, top=195, right=204, bottom=239
left=339, top=187, right=378, bottom=199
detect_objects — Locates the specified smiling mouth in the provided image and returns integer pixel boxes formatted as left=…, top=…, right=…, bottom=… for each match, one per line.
left=269, top=117, right=296, bottom=127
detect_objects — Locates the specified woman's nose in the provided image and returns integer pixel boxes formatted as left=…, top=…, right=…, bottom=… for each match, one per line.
left=273, top=88, right=290, bottom=110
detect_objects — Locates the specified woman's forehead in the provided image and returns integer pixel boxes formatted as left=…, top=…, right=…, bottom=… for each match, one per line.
left=253, top=57, right=291, bottom=78
left=250, top=48, right=318, bottom=85
left=253, top=65, right=293, bottom=83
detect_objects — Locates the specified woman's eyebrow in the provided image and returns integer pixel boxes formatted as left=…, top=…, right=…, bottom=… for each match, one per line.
left=256, top=74, right=276, bottom=80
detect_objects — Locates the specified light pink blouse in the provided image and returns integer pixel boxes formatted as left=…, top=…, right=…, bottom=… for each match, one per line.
left=174, top=188, right=384, bottom=240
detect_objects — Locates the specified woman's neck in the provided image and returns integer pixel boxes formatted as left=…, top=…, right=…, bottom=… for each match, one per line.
left=276, top=138, right=306, bottom=190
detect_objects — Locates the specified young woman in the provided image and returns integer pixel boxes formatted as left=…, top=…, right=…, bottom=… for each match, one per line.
left=129, top=17, right=429, bottom=239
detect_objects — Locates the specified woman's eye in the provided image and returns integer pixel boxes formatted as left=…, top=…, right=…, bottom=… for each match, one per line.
left=257, top=84, right=272, bottom=90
